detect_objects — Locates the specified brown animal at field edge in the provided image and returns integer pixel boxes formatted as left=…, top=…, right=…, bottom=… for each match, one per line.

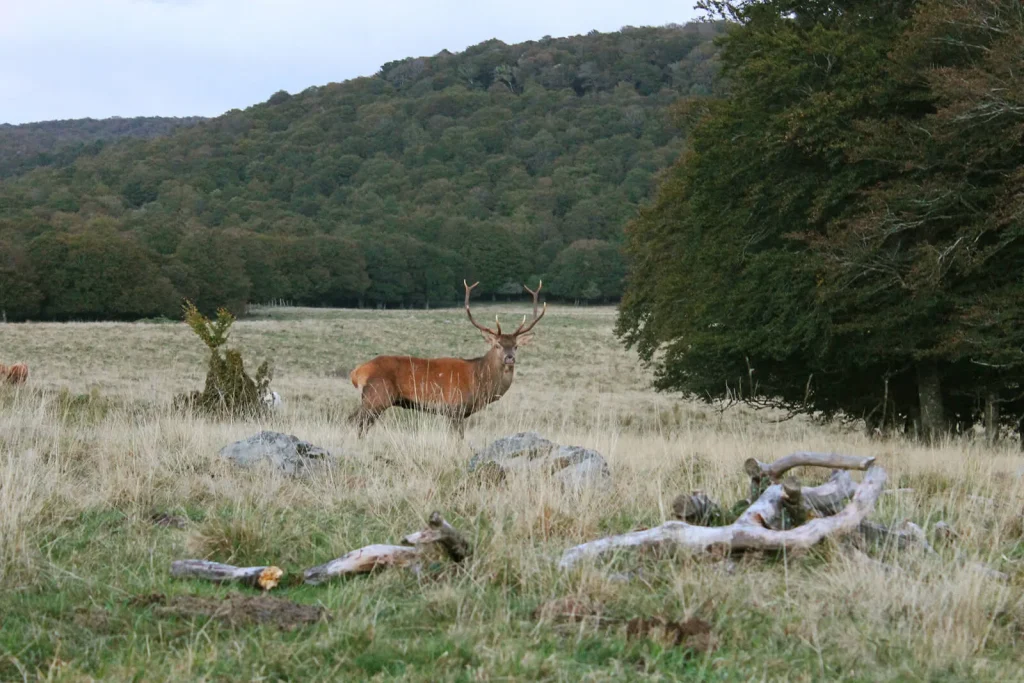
left=0, top=363, right=29, bottom=385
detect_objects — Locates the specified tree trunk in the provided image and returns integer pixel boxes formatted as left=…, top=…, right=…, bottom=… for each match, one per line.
left=985, top=390, right=999, bottom=445
left=916, top=362, right=946, bottom=445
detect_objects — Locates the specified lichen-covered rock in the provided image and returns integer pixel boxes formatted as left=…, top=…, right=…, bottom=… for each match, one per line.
left=219, top=431, right=331, bottom=476
left=468, top=431, right=610, bottom=490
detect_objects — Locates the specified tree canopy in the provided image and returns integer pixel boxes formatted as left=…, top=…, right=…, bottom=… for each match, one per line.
left=0, top=116, right=205, bottom=178
left=618, top=0, right=1024, bottom=439
left=0, top=23, right=725, bottom=321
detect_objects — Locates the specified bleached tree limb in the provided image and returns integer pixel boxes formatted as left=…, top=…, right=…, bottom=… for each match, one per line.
left=559, top=465, right=887, bottom=570
left=401, top=511, right=472, bottom=562
left=304, top=512, right=470, bottom=585
left=744, top=452, right=876, bottom=481
left=671, top=491, right=721, bottom=524
left=303, top=544, right=423, bottom=585
left=170, top=560, right=284, bottom=590
left=858, top=520, right=936, bottom=553
left=801, top=470, right=857, bottom=516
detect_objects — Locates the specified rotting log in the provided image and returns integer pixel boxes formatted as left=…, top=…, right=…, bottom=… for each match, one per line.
left=857, top=520, right=935, bottom=553
left=401, top=511, right=472, bottom=562
left=303, top=544, right=424, bottom=585
left=744, top=452, right=876, bottom=482
left=170, top=560, right=284, bottom=591
left=673, top=470, right=859, bottom=532
left=558, top=465, right=888, bottom=570
left=671, top=491, right=721, bottom=525
left=780, top=478, right=808, bottom=528
left=303, top=512, right=470, bottom=585
left=801, top=470, right=857, bottom=516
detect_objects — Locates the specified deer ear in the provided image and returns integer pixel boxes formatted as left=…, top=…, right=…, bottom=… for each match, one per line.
left=481, top=330, right=501, bottom=346
left=515, top=333, right=535, bottom=347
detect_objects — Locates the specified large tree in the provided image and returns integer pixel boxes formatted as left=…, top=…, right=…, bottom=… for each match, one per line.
left=618, top=0, right=1023, bottom=441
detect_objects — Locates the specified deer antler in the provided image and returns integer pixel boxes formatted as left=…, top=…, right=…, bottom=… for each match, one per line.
left=464, top=280, right=499, bottom=336
left=514, top=280, right=547, bottom=336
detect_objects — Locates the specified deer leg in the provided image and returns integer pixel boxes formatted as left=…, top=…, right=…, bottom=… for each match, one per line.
left=359, top=409, right=386, bottom=437
left=447, top=414, right=466, bottom=438
left=349, top=380, right=393, bottom=437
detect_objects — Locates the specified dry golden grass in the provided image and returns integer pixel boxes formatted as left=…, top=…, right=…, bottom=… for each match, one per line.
left=1, top=304, right=1023, bottom=681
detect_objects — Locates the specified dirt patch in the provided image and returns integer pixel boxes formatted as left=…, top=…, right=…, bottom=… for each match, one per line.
left=131, top=593, right=326, bottom=630
left=150, top=512, right=188, bottom=529
left=625, top=616, right=716, bottom=655
left=533, top=596, right=603, bottom=622
left=533, top=597, right=717, bottom=655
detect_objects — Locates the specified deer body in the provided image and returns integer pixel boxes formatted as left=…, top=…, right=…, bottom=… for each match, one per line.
left=0, top=363, right=28, bottom=385
left=348, top=281, right=545, bottom=437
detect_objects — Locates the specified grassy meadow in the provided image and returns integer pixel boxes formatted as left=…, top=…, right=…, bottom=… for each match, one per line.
left=1, top=304, right=1023, bottom=681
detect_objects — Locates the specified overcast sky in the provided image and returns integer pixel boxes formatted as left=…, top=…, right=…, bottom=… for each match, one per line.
left=0, top=0, right=701, bottom=125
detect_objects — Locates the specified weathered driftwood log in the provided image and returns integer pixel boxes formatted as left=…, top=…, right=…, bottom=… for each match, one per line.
left=303, top=512, right=470, bottom=585
left=170, top=560, right=284, bottom=590
left=801, top=470, right=857, bottom=516
left=671, top=491, right=721, bottom=525
left=401, top=511, right=472, bottom=562
left=744, top=452, right=876, bottom=482
left=857, top=520, right=936, bottom=553
left=779, top=478, right=808, bottom=528
left=303, top=544, right=423, bottom=585
left=559, top=465, right=887, bottom=569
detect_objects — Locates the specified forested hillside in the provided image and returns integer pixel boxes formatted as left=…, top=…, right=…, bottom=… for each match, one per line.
left=0, top=24, right=723, bottom=321
left=0, top=116, right=206, bottom=178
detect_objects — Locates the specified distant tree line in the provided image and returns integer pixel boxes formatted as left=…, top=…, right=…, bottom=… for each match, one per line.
left=0, top=24, right=724, bottom=320
left=0, top=116, right=206, bottom=178
left=618, top=0, right=1024, bottom=441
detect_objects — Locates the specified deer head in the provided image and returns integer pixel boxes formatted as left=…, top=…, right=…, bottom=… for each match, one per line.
left=464, top=280, right=546, bottom=368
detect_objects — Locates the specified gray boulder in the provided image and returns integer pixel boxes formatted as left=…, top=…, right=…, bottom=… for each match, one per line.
left=219, top=431, right=332, bottom=476
left=468, top=431, right=610, bottom=490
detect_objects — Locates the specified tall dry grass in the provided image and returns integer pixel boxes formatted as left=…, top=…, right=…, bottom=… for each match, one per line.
left=0, top=305, right=1022, bottom=680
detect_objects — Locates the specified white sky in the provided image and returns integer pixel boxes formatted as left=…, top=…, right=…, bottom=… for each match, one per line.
left=0, top=0, right=701, bottom=125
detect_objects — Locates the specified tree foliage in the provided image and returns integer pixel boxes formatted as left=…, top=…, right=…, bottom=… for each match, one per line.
left=618, top=0, right=1024, bottom=438
left=0, top=116, right=205, bottom=178
left=0, top=24, right=725, bottom=320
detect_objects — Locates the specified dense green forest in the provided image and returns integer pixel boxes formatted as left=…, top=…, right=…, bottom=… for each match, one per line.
left=618, top=0, right=1024, bottom=438
left=0, top=24, right=724, bottom=320
left=0, top=116, right=206, bottom=178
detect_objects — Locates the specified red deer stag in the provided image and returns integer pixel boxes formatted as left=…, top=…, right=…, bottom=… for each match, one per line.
left=348, top=280, right=546, bottom=437
left=0, top=363, right=29, bottom=385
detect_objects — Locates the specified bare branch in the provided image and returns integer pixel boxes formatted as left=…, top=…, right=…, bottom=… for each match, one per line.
left=559, top=466, right=887, bottom=569
left=170, top=560, right=284, bottom=591
left=744, top=452, right=876, bottom=482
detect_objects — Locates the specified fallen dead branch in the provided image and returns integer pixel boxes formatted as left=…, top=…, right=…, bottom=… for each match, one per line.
left=744, top=452, right=876, bottom=482
left=559, top=461, right=888, bottom=569
left=170, top=560, right=284, bottom=591
left=800, top=470, right=858, bottom=516
left=303, top=512, right=471, bottom=585
left=302, top=544, right=423, bottom=584
left=170, top=512, right=470, bottom=589
left=857, top=520, right=935, bottom=553
left=401, top=511, right=472, bottom=562
left=671, top=491, right=721, bottom=525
